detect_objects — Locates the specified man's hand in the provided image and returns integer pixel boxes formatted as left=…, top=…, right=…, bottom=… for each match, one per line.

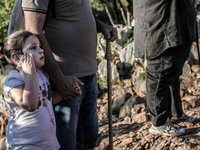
left=55, top=75, right=84, bottom=100
left=102, top=24, right=118, bottom=42
left=96, top=20, right=118, bottom=42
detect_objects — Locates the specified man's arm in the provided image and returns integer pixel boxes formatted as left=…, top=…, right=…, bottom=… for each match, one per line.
left=23, top=11, right=83, bottom=99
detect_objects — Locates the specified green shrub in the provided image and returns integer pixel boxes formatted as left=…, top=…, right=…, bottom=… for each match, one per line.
left=122, top=29, right=133, bottom=47
left=98, top=76, right=107, bottom=86
left=130, top=60, right=145, bottom=74
left=0, top=0, right=15, bottom=42
left=139, top=72, right=146, bottom=80
left=0, top=87, right=3, bottom=95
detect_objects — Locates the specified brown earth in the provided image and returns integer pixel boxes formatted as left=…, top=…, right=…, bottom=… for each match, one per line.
left=96, top=106, right=200, bottom=150
left=95, top=64, right=200, bottom=150
left=0, top=93, right=199, bottom=150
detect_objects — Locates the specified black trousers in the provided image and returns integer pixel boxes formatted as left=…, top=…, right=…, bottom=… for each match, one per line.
left=146, top=43, right=192, bottom=126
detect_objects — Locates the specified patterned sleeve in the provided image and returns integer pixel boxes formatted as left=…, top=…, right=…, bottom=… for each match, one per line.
left=4, top=70, right=25, bottom=100
left=22, top=0, right=49, bottom=14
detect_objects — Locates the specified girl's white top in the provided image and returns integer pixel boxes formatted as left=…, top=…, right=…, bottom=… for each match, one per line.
left=4, top=69, right=60, bottom=150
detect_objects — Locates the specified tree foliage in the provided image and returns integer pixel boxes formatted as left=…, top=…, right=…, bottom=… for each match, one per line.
left=91, top=0, right=133, bottom=26
left=0, top=0, right=133, bottom=42
left=0, top=0, right=15, bottom=42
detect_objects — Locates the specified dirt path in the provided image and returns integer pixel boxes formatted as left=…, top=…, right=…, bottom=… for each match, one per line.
left=96, top=107, right=200, bottom=150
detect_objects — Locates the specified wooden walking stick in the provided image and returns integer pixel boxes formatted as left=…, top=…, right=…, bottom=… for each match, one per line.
left=105, top=40, right=113, bottom=150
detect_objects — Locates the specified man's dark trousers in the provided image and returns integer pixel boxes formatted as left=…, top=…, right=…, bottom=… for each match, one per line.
left=146, top=42, right=192, bottom=126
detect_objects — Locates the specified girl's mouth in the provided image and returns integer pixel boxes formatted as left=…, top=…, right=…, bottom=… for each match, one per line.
left=40, top=56, right=44, bottom=60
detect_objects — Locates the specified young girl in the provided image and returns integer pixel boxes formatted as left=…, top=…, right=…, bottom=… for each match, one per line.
left=1, top=30, right=80, bottom=149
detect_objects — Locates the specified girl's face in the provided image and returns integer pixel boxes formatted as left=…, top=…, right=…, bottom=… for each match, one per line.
left=22, top=35, right=45, bottom=68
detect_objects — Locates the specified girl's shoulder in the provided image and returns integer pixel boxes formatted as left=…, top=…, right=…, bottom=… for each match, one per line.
left=7, top=69, right=21, bottom=76
left=5, top=69, right=24, bottom=81
left=4, top=70, right=25, bottom=90
left=4, top=70, right=25, bottom=102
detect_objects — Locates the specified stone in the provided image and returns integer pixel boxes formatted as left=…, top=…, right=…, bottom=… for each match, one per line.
left=0, top=96, right=9, bottom=114
left=131, top=67, right=146, bottom=97
left=182, top=62, right=191, bottom=77
left=116, top=61, right=125, bottom=77
left=190, top=98, right=200, bottom=107
left=97, top=60, right=120, bottom=84
left=191, top=64, right=200, bottom=73
left=97, top=138, right=109, bottom=150
left=122, top=79, right=132, bottom=88
left=182, top=100, right=192, bottom=110
left=0, top=137, right=6, bottom=150
left=112, top=85, right=125, bottom=99
left=112, top=92, right=132, bottom=116
left=119, top=43, right=135, bottom=65
left=132, top=77, right=146, bottom=97
left=119, top=96, right=146, bottom=118
left=131, top=112, right=148, bottom=123
left=114, top=25, right=133, bottom=47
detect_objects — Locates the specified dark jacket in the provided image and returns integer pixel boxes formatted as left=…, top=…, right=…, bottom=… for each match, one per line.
left=133, top=0, right=196, bottom=59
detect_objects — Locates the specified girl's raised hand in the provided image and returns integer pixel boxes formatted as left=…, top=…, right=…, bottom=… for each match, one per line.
left=21, top=53, right=36, bottom=75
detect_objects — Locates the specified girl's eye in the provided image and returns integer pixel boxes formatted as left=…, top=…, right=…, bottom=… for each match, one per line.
left=31, top=46, right=37, bottom=50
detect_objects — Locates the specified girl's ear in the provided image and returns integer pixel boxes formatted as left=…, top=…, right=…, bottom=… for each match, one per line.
left=11, top=53, right=20, bottom=65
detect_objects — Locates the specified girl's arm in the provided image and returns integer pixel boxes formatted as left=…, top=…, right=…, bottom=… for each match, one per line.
left=9, top=53, right=38, bottom=112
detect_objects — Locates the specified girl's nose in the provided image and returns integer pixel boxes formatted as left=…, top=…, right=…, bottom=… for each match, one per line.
left=39, top=47, right=44, bottom=53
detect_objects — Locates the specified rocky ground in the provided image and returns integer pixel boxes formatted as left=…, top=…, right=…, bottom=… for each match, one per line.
left=95, top=64, right=200, bottom=150
left=0, top=89, right=199, bottom=150
left=96, top=106, right=200, bottom=150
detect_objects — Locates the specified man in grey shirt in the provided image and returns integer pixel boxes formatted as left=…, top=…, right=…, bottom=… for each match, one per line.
left=134, top=0, right=197, bottom=136
left=22, top=0, right=117, bottom=149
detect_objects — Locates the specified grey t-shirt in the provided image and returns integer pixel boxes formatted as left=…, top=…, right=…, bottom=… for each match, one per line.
left=22, top=0, right=97, bottom=77
left=133, top=0, right=196, bottom=59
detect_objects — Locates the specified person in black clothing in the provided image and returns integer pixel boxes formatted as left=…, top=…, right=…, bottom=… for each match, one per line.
left=133, top=0, right=198, bottom=136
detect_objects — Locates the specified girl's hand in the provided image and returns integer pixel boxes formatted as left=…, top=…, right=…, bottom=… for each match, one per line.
left=72, top=81, right=81, bottom=92
left=21, top=53, right=36, bottom=75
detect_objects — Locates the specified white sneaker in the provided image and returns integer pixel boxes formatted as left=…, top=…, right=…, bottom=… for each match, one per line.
left=149, top=123, right=185, bottom=136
